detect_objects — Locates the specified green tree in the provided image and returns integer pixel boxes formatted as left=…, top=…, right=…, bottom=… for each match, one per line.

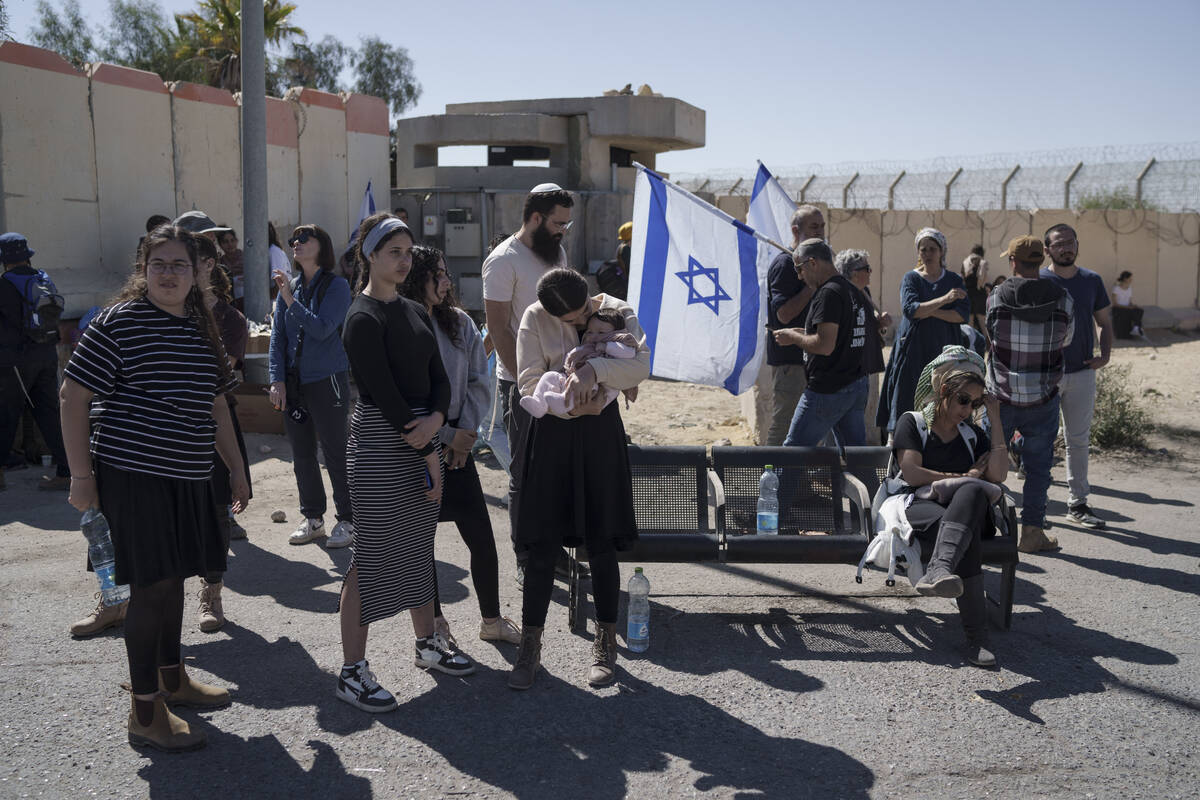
left=352, top=36, right=421, bottom=114
left=1075, top=186, right=1160, bottom=212
left=98, top=0, right=173, bottom=74
left=283, top=34, right=347, bottom=92
left=1, top=0, right=12, bottom=40
left=29, top=0, right=98, bottom=67
left=174, top=0, right=303, bottom=92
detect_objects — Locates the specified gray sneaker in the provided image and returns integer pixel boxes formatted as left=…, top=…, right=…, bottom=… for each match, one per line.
left=1067, top=503, right=1105, bottom=529
left=326, top=521, right=354, bottom=548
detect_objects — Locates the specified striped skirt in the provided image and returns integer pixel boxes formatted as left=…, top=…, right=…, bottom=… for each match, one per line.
left=346, top=401, right=441, bottom=626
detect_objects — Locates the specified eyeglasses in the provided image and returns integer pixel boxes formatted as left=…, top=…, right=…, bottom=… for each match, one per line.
left=147, top=260, right=192, bottom=276
left=544, top=218, right=573, bottom=232
left=954, top=392, right=985, bottom=410
left=288, top=231, right=313, bottom=247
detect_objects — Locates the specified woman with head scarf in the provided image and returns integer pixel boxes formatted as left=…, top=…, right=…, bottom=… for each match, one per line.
left=876, top=228, right=971, bottom=434
left=890, top=345, right=1008, bottom=667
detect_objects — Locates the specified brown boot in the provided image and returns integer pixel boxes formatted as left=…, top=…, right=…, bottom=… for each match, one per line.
left=1018, top=525, right=1060, bottom=554
left=69, top=593, right=127, bottom=637
left=158, top=664, right=231, bottom=709
left=127, top=693, right=206, bottom=753
left=587, top=622, right=618, bottom=687
left=198, top=580, right=225, bottom=632
left=507, top=625, right=544, bottom=690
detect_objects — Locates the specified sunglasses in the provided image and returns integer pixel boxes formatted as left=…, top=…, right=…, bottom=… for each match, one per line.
left=954, top=392, right=985, bottom=410
left=288, top=231, right=313, bottom=247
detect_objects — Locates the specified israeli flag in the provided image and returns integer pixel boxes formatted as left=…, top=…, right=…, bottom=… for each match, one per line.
left=746, top=161, right=797, bottom=249
left=628, top=165, right=772, bottom=395
left=345, top=180, right=378, bottom=252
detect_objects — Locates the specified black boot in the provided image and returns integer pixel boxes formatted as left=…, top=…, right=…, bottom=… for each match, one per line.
left=916, top=521, right=971, bottom=598
left=956, top=575, right=996, bottom=667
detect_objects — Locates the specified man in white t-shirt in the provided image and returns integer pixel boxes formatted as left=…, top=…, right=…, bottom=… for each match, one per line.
left=482, top=183, right=574, bottom=572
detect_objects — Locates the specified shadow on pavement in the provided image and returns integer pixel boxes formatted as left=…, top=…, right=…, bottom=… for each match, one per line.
left=222, top=538, right=348, bottom=614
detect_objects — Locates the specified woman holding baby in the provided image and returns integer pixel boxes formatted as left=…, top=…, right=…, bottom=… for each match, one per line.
left=891, top=345, right=1007, bottom=668
left=508, top=268, right=650, bottom=691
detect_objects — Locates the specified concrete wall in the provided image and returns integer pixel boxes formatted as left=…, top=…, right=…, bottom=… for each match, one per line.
left=89, top=63, right=176, bottom=281
left=0, top=42, right=391, bottom=314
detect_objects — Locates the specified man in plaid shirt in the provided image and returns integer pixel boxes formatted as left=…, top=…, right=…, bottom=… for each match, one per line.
left=987, top=235, right=1075, bottom=554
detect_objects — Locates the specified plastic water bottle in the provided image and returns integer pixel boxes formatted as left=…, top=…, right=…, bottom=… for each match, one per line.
left=626, top=567, right=650, bottom=653
left=81, top=509, right=130, bottom=606
left=757, top=465, right=779, bottom=535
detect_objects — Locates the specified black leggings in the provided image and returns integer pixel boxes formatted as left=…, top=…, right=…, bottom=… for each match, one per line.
left=521, top=542, right=620, bottom=628
left=432, top=455, right=501, bottom=619
left=124, top=578, right=185, bottom=694
left=913, top=483, right=989, bottom=580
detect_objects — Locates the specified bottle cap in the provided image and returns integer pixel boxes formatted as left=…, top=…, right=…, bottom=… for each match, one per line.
left=634, top=566, right=643, bottom=573
left=765, top=464, right=773, bottom=470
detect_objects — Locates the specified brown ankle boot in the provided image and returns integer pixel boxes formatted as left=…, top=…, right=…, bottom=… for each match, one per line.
left=69, top=593, right=127, bottom=637
left=127, top=694, right=206, bottom=752
left=507, top=625, right=544, bottom=690
left=587, top=622, right=618, bottom=687
left=198, top=580, right=225, bottom=632
left=159, top=664, right=231, bottom=709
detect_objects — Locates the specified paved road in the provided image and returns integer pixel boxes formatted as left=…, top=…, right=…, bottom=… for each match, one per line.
left=1, top=436, right=1196, bottom=799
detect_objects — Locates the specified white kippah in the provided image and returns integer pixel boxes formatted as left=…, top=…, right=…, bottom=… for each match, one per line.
left=530, top=183, right=564, bottom=194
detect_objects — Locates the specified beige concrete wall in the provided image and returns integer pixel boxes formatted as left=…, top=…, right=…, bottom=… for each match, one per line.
left=0, top=43, right=103, bottom=312
left=1114, top=210, right=1160, bottom=307
left=265, top=95, right=300, bottom=235
left=343, top=93, right=391, bottom=239
left=829, top=209, right=884, bottom=300
left=170, top=82, right=242, bottom=232
left=89, top=63, right=176, bottom=289
left=1156, top=214, right=1199, bottom=310
left=288, top=88, right=349, bottom=245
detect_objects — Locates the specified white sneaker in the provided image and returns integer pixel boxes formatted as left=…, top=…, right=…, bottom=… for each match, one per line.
left=335, top=660, right=397, bottom=713
left=415, top=632, right=476, bottom=676
left=326, top=521, right=354, bottom=549
left=288, top=517, right=325, bottom=545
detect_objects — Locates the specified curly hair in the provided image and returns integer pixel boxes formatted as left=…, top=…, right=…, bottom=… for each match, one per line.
left=401, top=246, right=461, bottom=347
left=112, top=226, right=233, bottom=390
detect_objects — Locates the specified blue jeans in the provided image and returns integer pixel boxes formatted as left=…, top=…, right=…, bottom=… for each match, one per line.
left=999, top=394, right=1061, bottom=528
left=783, top=376, right=869, bottom=447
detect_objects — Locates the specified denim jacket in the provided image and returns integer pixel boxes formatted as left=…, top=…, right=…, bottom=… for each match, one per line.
left=268, top=269, right=351, bottom=384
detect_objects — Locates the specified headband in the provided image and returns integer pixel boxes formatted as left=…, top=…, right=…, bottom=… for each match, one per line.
left=362, top=218, right=410, bottom=258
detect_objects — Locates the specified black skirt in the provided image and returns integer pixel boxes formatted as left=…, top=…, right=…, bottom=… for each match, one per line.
left=515, top=401, right=637, bottom=554
left=211, top=396, right=252, bottom=507
left=96, top=460, right=226, bottom=588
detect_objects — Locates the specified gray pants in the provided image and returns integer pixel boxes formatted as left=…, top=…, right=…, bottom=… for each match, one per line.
left=499, top=379, right=533, bottom=561
left=766, top=363, right=808, bottom=447
left=1058, top=368, right=1096, bottom=507
left=285, top=372, right=352, bottom=523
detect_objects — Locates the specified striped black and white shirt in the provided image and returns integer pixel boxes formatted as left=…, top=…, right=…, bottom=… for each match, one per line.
left=64, top=298, right=236, bottom=480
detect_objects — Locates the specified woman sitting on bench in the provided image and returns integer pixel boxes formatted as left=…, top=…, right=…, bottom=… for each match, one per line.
left=893, top=345, right=1008, bottom=668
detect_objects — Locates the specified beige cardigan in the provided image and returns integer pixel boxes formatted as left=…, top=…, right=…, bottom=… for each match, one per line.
left=517, top=294, right=652, bottom=419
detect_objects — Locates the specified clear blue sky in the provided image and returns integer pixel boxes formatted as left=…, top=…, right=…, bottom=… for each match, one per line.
left=10, top=0, right=1200, bottom=174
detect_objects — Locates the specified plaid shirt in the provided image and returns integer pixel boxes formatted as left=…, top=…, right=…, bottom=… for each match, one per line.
left=986, top=278, right=1075, bottom=407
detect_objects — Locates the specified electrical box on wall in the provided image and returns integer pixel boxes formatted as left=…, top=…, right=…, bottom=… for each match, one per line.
left=445, top=223, right=481, bottom=257
left=422, top=215, right=440, bottom=237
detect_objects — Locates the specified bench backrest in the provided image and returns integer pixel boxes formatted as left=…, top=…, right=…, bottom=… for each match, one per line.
left=712, top=446, right=847, bottom=535
left=628, top=445, right=710, bottom=534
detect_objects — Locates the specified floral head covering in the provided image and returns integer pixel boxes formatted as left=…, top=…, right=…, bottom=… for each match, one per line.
left=914, top=344, right=986, bottom=426
left=914, top=227, right=947, bottom=268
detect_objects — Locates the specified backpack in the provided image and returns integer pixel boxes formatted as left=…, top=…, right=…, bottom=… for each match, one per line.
left=3, top=269, right=64, bottom=344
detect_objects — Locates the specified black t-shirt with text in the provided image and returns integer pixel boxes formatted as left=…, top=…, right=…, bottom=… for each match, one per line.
left=803, top=274, right=867, bottom=393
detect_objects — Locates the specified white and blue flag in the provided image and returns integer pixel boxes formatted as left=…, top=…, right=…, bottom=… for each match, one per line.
left=746, top=160, right=797, bottom=250
left=628, top=165, right=774, bottom=395
left=345, top=180, right=378, bottom=253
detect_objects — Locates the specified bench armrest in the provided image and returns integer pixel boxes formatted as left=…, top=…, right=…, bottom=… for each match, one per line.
left=843, top=473, right=873, bottom=539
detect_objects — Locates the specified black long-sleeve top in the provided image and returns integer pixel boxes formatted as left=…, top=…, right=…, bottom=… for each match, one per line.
left=342, top=294, right=451, bottom=453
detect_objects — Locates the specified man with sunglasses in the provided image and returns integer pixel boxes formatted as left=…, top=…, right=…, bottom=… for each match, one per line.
left=987, top=235, right=1075, bottom=554
left=482, top=184, right=574, bottom=582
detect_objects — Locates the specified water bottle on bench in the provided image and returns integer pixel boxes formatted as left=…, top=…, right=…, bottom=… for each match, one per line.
left=757, top=465, right=779, bottom=535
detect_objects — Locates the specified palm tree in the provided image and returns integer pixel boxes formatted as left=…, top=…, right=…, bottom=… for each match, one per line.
left=174, top=0, right=303, bottom=92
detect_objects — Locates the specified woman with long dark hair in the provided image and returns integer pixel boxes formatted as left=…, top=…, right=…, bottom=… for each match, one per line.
left=268, top=224, right=354, bottom=548
left=508, top=268, right=649, bottom=691
left=335, top=213, right=475, bottom=714
left=59, top=225, right=250, bottom=751
left=400, top=246, right=521, bottom=646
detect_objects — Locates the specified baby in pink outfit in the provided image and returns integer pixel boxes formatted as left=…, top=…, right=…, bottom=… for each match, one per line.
left=521, top=309, right=636, bottom=418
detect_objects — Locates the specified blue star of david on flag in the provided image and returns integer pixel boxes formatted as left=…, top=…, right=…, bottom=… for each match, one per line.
left=675, top=256, right=732, bottom=314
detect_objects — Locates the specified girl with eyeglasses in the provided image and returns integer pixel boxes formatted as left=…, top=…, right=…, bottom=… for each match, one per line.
left=267, top=224, right=355, bottom=549
left=890, top=345, right=1007, bottom=667
left=59, top=225, right=250, bottom=751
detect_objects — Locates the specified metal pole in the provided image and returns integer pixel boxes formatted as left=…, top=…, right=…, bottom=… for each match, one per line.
left=799, top=174, right=815, bottom=203
left=1063, top=161, right=1083, bottom=209
left=842, top=172, right=859, bottom=209
left=1000, top=164, right=1020, bottom=211
left=1135, top=157, right=1156, bottom=206
left=887, top=170, right=906, bottom=211
left=241, top=1, right=269, bottom=324
left=944, top=167, right=962, bottom=210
